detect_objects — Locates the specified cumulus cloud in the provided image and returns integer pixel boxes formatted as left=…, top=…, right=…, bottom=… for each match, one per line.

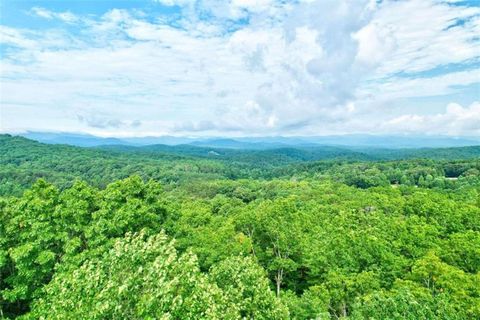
left=384, top=102, right=480, bottom=136
left=1, top=0, right=479, bottom=136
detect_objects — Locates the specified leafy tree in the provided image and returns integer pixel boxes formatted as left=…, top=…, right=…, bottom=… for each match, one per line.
left=26, top=231, right=230, bottom=320
left=1, top=180, right=60, bottom=316
left=209, top=256, right=288, bottom=319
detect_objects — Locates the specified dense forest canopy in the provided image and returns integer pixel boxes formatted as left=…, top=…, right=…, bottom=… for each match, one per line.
left=1, top=134, right=479, bottom=319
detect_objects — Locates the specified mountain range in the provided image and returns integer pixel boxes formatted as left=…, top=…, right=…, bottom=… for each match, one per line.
left=18, top=131, right=480, bottom=149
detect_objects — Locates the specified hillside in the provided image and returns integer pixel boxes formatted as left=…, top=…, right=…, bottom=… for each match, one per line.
left=1, top=134, right=479, bottom=319
left=1, top=134, right=480, bottom=196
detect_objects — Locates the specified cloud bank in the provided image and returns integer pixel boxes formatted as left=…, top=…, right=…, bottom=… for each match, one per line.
left=0, top=0, right=479, bottom=136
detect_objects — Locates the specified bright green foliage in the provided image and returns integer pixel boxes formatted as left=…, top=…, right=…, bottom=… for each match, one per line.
left=236, top=196, right=304, bottom=296
left=1, top=180, right=60, bottom=314
left=1, top=135, right=480, bottom=319
left=281, top=286, right=330, bottom=320
left=26, top=232, right=285, bottom=320
left=1, top=177, right=167, bottom=317
left=408, top=251, right=480, bottom=316
left=351, top=284, right=462, bottom=320
left=440, top=231, right=480, bottom=273
left=165, top=198, right=250, bottom=269
left=209, top=256, right=288, bottom=319
left=25, top=231, right=226, bottom=319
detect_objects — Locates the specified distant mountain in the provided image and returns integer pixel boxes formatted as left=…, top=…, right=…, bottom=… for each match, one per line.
left=189, top=138, right=291, bottom=149
left=120, top=136, right=197, bottom=146
left=17, top=132, right=480, bottom=149
left=309, top=135, right=480, bottom=148
left=189, top=138, right=249, bottom=149
left=20, top=132, right=198, bottom=147
left=22, top=132, right=126, bottom=147
left=236, top=135, right=480, bottom=149
left=4, top=134, right=480, bottom=165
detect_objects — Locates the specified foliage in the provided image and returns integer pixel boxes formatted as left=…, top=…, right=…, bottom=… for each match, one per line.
left=1, top=135, right=479, bottom=319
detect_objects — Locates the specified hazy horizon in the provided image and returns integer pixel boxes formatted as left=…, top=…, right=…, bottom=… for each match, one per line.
left=5, top=130, right=479, bottom=149
left=5, top=130, right=480, bottom=140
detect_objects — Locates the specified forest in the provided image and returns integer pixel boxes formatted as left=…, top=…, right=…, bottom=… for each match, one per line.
left=1, top=134, right=479, bottom=319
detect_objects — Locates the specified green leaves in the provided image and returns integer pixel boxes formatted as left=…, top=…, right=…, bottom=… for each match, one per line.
left=1, top=144, right=479, bottom=319
left=210, top=256, right=288, bottom=319
left=28, top=231, right=220, bottom=319
left=27, top=232, right=287, bottom=320
left=441, top=231, right=480, bottom=273
left=0, top=177, right=167, bottom=318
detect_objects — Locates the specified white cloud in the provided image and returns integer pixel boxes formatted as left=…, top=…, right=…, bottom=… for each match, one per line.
left=153, top=0, right=191, bottom=6
left=352, top=21, right=396, bottom=68
left=384, top=102, right=480, bottom=136
left=232, top=0, right=273, bottom=11
left=0, top=26, right=36, bottom=49
left=31, top=7, right=79, bottom=23
left=1, top=1, right=479, bottom=136
left=359, top=69, right=480, bottom=101
left=365, top=0, right=480, bottom=76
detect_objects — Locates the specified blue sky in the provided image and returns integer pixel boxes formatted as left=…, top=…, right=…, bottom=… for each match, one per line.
left=0, top=0, right=479, bottom=137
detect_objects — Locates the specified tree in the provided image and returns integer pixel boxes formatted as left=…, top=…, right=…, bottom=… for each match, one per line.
left=236, top=197, right=303, bottom=297
left=209, top=256, right=288, bottom=319
left=1, top=180, right=60, bottom=316
left=27, top=231, right=231, bottom=320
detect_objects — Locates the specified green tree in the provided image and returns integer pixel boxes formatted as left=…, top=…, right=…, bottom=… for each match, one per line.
left=26, top=231, right=231, bottom=320
left=209, top=256, right=288, bottom=319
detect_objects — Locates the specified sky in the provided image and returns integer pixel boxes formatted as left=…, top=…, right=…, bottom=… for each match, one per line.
left=0, top=0, right=479, bottom=137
